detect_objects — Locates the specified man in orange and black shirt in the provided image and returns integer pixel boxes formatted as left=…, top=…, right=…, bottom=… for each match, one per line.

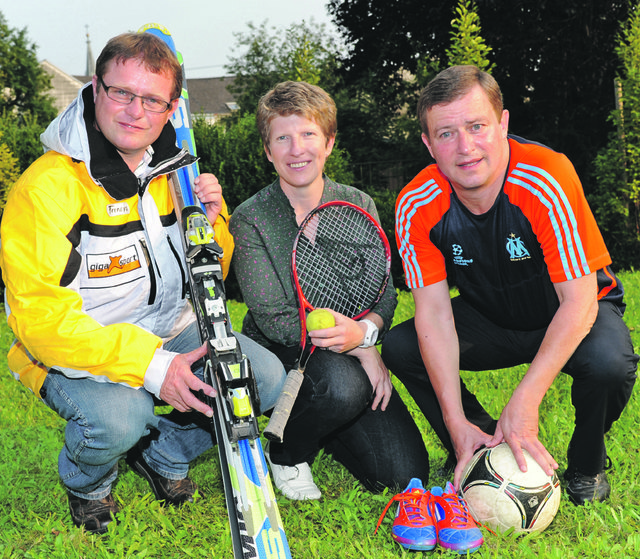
left=382, top=65, right=637, bottom=505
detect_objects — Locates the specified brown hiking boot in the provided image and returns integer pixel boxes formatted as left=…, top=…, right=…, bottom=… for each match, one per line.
left=67, top=491, right=118, bottom=534
left=127, top=450, right=198, bottom=506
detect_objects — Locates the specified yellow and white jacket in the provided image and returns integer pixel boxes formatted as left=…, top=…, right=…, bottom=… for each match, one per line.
left=0, top=84, right=233, bottom=398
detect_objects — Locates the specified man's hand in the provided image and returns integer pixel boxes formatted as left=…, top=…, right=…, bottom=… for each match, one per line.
left=159, top=343, right=217, bottom=417
left=489, top=395, right=558, bottom=477
left=193, top=173, right=223, bottom=225
left=451, top=420, right=493, bottom=490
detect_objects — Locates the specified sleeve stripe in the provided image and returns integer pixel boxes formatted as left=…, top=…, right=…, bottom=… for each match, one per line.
left=508, top=163, right=590, bottom=280
left=396, top=179, right=442, bottom=288
left=598, top=266, right=617, bottom=300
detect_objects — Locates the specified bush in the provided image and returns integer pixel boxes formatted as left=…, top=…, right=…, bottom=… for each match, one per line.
left=0, top=112, right=46, bottom=173
left=589, top=6, right=640, bottom=270
left=194, top=113, right=275, bottom=213
left=0, top=134, right=20, bottom=212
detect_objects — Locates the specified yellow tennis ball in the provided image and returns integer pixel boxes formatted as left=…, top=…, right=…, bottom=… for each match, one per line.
left=307, top=309, right=335, bottom=331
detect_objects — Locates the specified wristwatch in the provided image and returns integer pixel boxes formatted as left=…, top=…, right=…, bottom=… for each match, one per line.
left=358, top=319, right=379, bottom=348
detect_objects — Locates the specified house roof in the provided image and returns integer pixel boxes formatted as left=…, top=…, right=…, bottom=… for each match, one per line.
left=42, top=60, right=86, bottom=114
left=187, top=76, right=238, bottom=118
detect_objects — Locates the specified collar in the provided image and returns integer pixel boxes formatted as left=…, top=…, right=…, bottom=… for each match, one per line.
left=134, top=147, right=155, bottom=180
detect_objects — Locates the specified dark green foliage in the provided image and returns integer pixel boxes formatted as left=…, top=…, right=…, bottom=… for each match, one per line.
left=0, top=133, right=20, bottom=211
left=590, top=3, right=640, bottom=270
left=0, top=11, right=55, bottom=193
left=327, top=0, right=496, bottom=192
left=224, top=20, right=342, bottom=116
left=194, top=113, right=275, bottom=214
left=0, top=112, right=46, bottom=173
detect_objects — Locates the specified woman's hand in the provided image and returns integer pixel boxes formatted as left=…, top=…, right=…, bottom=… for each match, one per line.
left=348, top=345, right=393, bottom=411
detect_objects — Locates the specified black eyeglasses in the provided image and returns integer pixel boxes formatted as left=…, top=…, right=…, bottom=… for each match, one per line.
left=98, top=76, right=173, bottom=113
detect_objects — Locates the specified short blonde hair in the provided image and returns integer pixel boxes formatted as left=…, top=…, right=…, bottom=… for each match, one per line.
left=257, top=81, right=337, bottom=150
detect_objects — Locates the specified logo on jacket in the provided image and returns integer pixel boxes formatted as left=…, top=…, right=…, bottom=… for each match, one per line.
left=506, top=233, right=531, bottom=261
left=452, top=244, right=473, bottom=266
left=106, top=202, right=131, bottom=217
left=87, top=245, right=141, bottom=278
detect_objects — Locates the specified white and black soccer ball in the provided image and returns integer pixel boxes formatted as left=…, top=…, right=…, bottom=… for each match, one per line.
left=460, top=442, right=561, bottom=534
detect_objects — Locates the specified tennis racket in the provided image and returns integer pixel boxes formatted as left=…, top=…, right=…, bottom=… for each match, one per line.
left=264, top=201, right=392, bottom=443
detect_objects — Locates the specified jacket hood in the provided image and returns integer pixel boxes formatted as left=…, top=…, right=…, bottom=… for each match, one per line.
left=41, top=82, right=92, bottom=162
left=40, top=82, right=188, bottom=200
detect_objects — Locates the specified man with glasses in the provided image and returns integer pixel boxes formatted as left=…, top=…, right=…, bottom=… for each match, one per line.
left=0, top=31, right=286, bottom=534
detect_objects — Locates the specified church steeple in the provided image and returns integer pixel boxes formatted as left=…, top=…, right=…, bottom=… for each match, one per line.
left=85, top=26, right=95, bottom=76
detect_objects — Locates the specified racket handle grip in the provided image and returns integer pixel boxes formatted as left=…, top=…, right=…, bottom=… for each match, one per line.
left=264, top=369, right=304, bottom=443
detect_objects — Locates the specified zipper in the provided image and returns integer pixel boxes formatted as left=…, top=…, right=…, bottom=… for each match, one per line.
left=138, top=148, right=197, bottom=197
left=139, top=239, right=157, bottom=305
left=167, top=235, right=187, bottom=300
left=134, top=148, right=195, bottom=303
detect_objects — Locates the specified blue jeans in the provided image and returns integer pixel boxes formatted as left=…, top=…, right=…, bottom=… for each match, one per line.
left=40, top=322, right=286, bottom=499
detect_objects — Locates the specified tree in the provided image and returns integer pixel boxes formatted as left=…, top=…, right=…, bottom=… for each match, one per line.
left=590, top=3, right=640, bottom=270
left=0, top=132, right=19, bottom=212
left=224, top=19, right=342, bottom=115
left=445, top=0, right=494, bottom=72
left=0, top=11, right=55, bottom=177
left=0, top=112, right=46, bottom=173
left=194, top=113, right=273, bottom=213
left=331, top=0, right=497, bottom=197
left=0, top=12, right=56, bottom=124
left=328, top=0, right=630, bottom=189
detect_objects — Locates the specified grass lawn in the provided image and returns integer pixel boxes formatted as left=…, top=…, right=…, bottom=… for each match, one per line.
left=1, top=272, right=640, bottom=558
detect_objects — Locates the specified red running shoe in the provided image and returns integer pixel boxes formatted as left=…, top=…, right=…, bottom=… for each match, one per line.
left=375, top=478, right=436, bottom=551
left=429, top=482, right=483, bottom=554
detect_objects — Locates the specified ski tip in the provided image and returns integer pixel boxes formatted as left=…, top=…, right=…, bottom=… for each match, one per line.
left=138, top=22, right=171, bottom=35
left=138, top=23, right=177, bottom=53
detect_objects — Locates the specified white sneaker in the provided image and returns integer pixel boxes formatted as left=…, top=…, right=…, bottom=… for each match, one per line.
left=264, top=442, right=321, bottom=500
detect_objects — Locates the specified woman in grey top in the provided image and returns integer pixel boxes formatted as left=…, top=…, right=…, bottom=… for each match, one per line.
left=230, top=81, right=429, bottom=500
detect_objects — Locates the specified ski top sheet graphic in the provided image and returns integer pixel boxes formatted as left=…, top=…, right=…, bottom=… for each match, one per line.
left=138, top=23, right=292, bottom=559
left=138, top=23, right=200, bottom=209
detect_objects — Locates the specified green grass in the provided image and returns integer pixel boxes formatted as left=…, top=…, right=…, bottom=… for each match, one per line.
left=2, top=274, right=640, bottom=558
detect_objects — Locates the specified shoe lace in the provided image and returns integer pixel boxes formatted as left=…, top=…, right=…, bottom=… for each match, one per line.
left=430, top=492, right=476, bottom=530
left=374, top=488, right=429, bottom=535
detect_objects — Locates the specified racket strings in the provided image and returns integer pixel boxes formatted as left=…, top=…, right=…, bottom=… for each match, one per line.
left=295, top=206, right=389, bottom=318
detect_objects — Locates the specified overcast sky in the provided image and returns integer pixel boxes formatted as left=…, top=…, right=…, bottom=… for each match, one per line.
left=2, top=1, right=337, bottom=79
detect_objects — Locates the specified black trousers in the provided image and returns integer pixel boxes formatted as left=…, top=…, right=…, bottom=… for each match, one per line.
left=381, top=298, right=638, bottom=476
left=266, top=344, right=430, bottom=492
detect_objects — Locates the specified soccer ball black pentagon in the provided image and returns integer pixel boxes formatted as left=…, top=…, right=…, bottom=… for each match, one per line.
left=460, top=443, right=561, bottom=534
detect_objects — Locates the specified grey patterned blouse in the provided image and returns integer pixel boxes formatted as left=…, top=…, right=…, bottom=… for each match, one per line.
left=229, top=176, right=397, bottom=348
